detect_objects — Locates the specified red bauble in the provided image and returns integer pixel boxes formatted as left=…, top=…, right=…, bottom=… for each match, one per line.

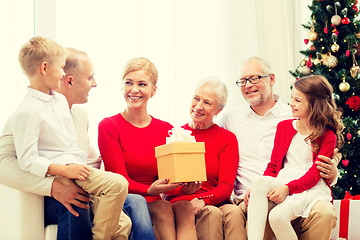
left=353, top=5, right=359, bottom=12
left=342, top=159, right=349, bottom=167
left=310, top=45, right=316, bottom=51
left=342, top=17, right=350, bottom=24
left=324, top=27, right=329, bottom=34
left=347, top=133, right=352, bottom=140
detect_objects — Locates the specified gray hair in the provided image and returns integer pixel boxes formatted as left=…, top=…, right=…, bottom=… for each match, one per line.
left=195, top=77, right=228, bottom=109
left=241, top=57, right=272, bottom=75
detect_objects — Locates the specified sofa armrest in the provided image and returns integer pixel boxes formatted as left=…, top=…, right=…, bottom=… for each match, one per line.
left=0, top=184, right=44, bottom=240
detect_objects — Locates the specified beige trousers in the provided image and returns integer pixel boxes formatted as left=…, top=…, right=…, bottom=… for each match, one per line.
left=195, top=203, right=244, bottom=240
left=227, top=199, right=336, bottom=240
left=75, top=167, right=129, bottom=240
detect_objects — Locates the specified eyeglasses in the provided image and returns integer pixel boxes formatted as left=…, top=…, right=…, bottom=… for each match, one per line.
left=236, top=74, right=271, bottom=87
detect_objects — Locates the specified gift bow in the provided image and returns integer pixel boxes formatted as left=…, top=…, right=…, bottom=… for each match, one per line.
left=339, top=191, right=360, bottom=239
left=166, top=127, right=196, bottom=144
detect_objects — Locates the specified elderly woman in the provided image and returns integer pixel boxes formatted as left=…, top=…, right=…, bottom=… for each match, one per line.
left=166, top=78, right=240, bottom=239
left=98, top=57, right=197, bottom=240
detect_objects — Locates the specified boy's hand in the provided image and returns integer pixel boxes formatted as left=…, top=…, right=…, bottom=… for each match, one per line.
left=182, top=181, right=202, bottom=194
left=267, top=185, right=289, bottom=204
left=65, top=164, right=90, bottom=181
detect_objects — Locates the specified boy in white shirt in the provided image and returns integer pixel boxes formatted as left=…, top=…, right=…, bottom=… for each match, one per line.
left=11, top=36, right=128, bottom=240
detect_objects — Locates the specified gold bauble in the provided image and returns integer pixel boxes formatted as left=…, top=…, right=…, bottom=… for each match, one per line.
left=357, top=129, right=360, bottom=136
left=331, top=43, right=340, bottom=52
left=308, top=31, right=318, bottom=41
left=300, top=66, right=311, bottom=75
left=350, top=65, right=360, bottom=78
left=339, top=82, right=350, bottom=92
left=331, top=15, right=342, bottom=26
left=324, top=55, right=338, bottom=68
left=314, top=58, right=321, bottom=66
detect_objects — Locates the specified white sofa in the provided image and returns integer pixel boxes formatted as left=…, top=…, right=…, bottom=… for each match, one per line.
left=0, top=159, right=101, bottom=240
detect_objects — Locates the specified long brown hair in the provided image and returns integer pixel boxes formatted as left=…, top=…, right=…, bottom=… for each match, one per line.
left=294, top=75, right=344, bottom=151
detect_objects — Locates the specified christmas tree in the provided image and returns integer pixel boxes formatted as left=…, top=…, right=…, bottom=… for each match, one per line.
left=291, top=0, right=360, bottom=199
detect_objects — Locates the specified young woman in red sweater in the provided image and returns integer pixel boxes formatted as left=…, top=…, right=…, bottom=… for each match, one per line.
left=98, top=57, right=197, bottom=240
left=247, top=75, right=344, bottom=240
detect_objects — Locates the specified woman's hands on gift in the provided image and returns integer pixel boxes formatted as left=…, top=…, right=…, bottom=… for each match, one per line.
left=147, top=178, right=182, bottom=196
left=267, top=185, right=289, bottom=204
left=182, top=181, right=202, bottom=194
left=190, top=198, right=205, bottom=215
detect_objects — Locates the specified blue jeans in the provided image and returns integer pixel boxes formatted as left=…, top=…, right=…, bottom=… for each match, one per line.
left=44, top=196, right=92, bottom=240
left=123, top=194, right=156, bottom=240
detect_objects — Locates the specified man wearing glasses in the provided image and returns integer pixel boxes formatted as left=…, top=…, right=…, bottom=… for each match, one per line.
left=220, top=57, right=339, bottom=240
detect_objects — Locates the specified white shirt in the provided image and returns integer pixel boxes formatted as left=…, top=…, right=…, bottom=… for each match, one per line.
left=10, top=88, right=87, bottom=177
left=220, top=95, right=292, bottom=199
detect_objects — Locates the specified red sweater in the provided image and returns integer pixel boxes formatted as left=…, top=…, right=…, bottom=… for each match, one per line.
left=166, top=124, right=239, bottom=206
left=263, top=119, right=336, bottom=195
left=98, top=114, right=173, bottom=202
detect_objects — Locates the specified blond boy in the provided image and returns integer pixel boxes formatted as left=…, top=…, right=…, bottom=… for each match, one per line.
left=11, top=36, right=128, bottom=240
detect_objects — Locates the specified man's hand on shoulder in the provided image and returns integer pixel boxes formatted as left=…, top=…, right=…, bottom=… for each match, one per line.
left=51, top=176, right=90, bottom=217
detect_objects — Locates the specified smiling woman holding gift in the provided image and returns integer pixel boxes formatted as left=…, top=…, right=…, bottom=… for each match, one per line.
left=166, top=78, right=240, bottom=240
left=98, top=57, right=197, bottom=240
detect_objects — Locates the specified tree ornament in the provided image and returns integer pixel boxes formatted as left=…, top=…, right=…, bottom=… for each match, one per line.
left=326, top=5, right=334, bottom=13
left=300, top=59, right=306, bottom=67
left=346, top=133, right=352, bottom=140
left=310, top=45, right=316, bottom=51
left=324, top=20, right=329, bottom=34
left=331, top=15, right=342, bottom=25
left=357, top=129, right=360, bottom=136
left=331, top=43, right=340, bottom=52
left=352, top=4, right=359, bottom=12
left=345, top=96, right=360, bottom=111
left=304, top=39, right=309, bottom=44
left=323, top=53, right=338, bottom=68
left=339, top=81, right=350, bottom=92
left=342, top=159, right=349, bottom=167
left=346, top=49, right=351, bottom=57
left=350, top=65, right=360, bottom=78
left=342, top=17, right=350, bottom=24
left=314, top=58, right=321, bottom=66
left=300, top=66, right=311, bottom=75
left=306, top=55, right=312, bottom=68
left=308, top=29, right=318, bottom=41
left=350, top=53, right=360, bottom=78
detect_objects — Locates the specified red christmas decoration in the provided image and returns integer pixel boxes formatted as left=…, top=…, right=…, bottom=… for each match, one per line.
left=346, top=49, right=351, bottom=57
left=310, top=45, right=316, bottom=51
left=347, top=133, right=352, bottom=140
left=306, top=54, right=313, bottom=68
left=304, top=39, right=309, bottom=44
left=342, top=17, right=350, bottom=24
left=331, top=24, right=339, bottom=36
left=345, top=95, right=360, bottom=111
left=342, top=159, right=349, bottom=167
left=352, top=5, right=359, bottom=12
left=324, top=27, right=329, bottom=34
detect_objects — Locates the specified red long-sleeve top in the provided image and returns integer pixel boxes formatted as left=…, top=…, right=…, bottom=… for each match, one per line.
left=166, top=124, right=239, bottom=206
left=98, top=113, right=173, bottom=202
left=263, top=119, right=336, bottom=195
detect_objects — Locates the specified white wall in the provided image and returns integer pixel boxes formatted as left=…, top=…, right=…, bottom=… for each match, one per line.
left=1, top=0, right=312, bottom=151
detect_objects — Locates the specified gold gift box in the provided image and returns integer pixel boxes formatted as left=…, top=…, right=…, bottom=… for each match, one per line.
left=155, top=142, right=207, bottom=183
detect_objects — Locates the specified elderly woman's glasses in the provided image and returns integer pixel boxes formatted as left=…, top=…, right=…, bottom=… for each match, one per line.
left=236, top=74, right=271, bottom=87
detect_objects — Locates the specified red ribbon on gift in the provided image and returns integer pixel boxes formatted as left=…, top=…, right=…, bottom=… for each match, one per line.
left=339, top=191, right=360, bottom=239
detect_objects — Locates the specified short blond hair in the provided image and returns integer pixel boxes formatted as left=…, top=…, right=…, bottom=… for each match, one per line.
left=122, top=57, right=158, bottom=86
left=18, top=36, right=66, bottom=77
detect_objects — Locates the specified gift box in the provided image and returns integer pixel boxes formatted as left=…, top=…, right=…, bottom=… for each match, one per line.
left=330, top=192, right=360, bottom=240
left=155, top=142, right=207, bottom=183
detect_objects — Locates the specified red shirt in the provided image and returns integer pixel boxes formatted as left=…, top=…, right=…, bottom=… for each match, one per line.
left=166, top=124, right=239, bottom=205
left=263, top=119, right=336, bottom=195
left=98, top=113, right=173, bottom=202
